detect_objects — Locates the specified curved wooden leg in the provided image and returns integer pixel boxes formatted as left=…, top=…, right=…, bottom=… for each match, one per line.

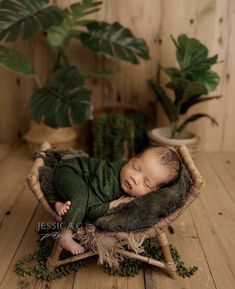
left=157, top=229, right=177, bottom=279
left=46, top=238, right=63, bottom=272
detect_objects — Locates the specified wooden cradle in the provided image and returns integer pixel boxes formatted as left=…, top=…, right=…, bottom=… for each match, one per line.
left=26, top=142, right=205, bottom=279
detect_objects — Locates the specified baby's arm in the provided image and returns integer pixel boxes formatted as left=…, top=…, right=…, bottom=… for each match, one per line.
left=109, top=195, right=135, bottom=209
left=70, top=195, right=135, bottom=223
left=60, top=195, right=135, bottom=223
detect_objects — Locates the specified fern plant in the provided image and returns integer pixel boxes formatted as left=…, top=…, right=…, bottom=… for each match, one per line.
left=148, top=34, right=221, bottom=138
left=0, top=0, right=150, bottom=128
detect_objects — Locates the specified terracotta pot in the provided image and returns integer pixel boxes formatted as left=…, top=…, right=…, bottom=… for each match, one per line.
left=147, top=127, right=200, bottom=158
left=23, top=120, right=77, bottom=155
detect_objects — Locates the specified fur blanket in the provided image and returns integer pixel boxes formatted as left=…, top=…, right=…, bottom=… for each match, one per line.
left=95, top=163, right=192, bottom=232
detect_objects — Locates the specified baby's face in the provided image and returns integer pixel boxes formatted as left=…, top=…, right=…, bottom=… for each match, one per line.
left=120, top=150, right=169, bottom=197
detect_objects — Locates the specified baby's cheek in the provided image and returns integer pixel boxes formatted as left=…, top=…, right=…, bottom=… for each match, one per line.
left=134, top=187, right=145, bottom=196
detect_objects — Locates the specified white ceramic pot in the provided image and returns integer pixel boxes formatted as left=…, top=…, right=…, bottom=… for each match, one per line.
left=23, top=120, right=77, bottom=155
left=147, top=127, right=200, bottom=158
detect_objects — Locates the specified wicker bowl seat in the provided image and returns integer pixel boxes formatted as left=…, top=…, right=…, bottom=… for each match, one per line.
left=26, top=142, right=205, bottom=279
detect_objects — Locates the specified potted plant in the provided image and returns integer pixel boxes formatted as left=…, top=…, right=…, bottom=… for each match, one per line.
left=92, top=106, right=148, bottom=161
left=0, top=0, right=149, bottom=152
left=148, top=34, right=221, bottom=156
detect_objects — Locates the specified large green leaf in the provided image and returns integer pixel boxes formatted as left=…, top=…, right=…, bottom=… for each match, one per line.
left=190, top=69, right=220, bottom=92
left=167, top=78, right=207, bottom=109
left=180, top=95, right=222, bottom=114
left=30, top=65, right=92, bottom=128
left=47, top=0, right=102, bottom=48
left=78, top=21, right=150, bottom=64
left=0, top=45, right=35, bottom=76
left=0, top=0, right=64, bottom=42
left=172, top=34, right=218, bottom=74
left=176, top=113, right=219, bottom=133
left=162, top=67, right=181, bottom=80
left=166, top=78, right=189, bottom=106
left=148, top=80, right=178, bottom=123
left=179, top=81, right=208, bottom=110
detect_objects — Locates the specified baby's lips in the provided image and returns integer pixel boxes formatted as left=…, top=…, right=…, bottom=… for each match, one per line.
left=125, top=179, right=132, bottom=190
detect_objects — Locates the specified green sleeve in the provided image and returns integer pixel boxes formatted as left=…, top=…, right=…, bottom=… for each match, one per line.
left=85, top=202, right=110, bottom=223
left=53, top=166, right=89, bottom=233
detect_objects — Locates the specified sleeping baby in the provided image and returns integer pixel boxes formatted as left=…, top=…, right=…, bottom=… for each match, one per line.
left=51, top=144, right=181, bottom=255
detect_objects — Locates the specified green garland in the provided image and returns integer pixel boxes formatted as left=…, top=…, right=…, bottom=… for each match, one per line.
left=14, top=229, right=198, bottom=281
left=15, top=236, right=87, bottom=281
left=93, top=112, right=148, bottom=161
left=104, top=238, right=198, bottom=278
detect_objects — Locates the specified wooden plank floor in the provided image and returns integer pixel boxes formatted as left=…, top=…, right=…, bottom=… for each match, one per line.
left=0, top=143, right=234, bottom=289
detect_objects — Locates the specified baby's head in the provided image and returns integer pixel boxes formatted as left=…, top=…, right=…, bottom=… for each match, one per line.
left=120, top=144, right=181, bottom=197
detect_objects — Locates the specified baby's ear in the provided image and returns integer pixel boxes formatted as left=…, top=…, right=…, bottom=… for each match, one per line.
left=135, top=152, right=141, bottom=158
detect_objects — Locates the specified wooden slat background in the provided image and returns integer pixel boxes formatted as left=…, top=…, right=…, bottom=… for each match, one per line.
left=0, top=0, right=234, bottom=151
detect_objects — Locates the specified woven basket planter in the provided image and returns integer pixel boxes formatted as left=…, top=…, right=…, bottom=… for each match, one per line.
left=23, top=120, right=77, bottom=156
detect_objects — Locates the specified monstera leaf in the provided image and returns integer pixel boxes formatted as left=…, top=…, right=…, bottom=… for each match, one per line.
left=0, top=0, right=63, bottom=41
left=47, top=0, right=102, bottom=48
left=47, top=1, right=149, bottom=64
left=78, top=21, right=150, bottom=64
left=30, top=66, right=92, bottom=128
left=0, top=45, right=35, bottom=76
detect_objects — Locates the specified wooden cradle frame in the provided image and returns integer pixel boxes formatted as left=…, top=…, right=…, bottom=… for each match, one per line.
left=26, top=142, right=205, bottom=279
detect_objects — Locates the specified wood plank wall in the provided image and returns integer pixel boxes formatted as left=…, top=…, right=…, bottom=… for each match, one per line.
left=0, top=0, right=234, bottom=151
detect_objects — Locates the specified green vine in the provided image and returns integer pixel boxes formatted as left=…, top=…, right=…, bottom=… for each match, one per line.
left=93, top=112, right=148, bottom=161
left=15, top=234, right=87, bottom=281
left=15, top=230, right=198, bottom=281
